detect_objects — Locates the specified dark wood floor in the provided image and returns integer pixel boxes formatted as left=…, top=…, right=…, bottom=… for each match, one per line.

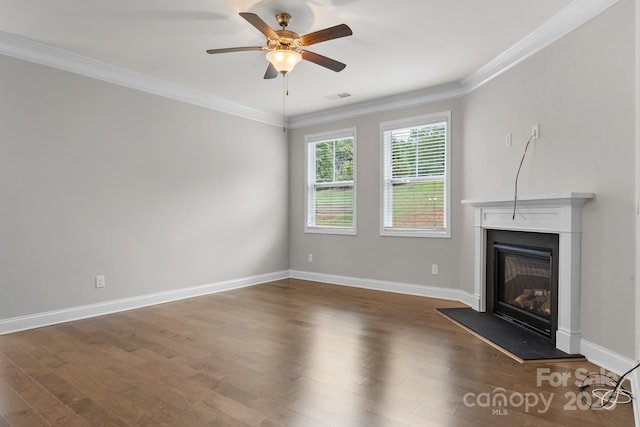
left=0, top=279, right=634, bottom=426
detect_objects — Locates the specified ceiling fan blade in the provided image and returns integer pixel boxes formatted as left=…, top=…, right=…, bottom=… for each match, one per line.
left=264, top=63, right=278, bottom=79
left=300, top=24, right=352, bottom=46
left=239, top=12, right=279, bottom=40
left=301, top=50, right=346, bottom=72
left=206, top=46, right=264, bottom=54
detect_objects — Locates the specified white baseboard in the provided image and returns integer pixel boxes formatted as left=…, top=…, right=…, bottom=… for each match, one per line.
left=3, top=267, right=636, bottom=403
left=579, top=338, right=637, bottom=376
left=579, top=339, right=639, bottom=425
left=578, top=339, right=639, bottom=424
left=0, top=270, right=289, bottom=335
left=289, top=269, right=475, bottom=306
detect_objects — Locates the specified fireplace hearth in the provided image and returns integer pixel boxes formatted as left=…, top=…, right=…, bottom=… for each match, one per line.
left=486, top=229, right=559, bottom=343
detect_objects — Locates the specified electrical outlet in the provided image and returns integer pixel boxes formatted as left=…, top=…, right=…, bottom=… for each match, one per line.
left=431, top=264, right=439, bottom=275
left=95, top=275, right=106, bottom=288
left=532, top=124, right=540, bottom=140
left=307, top=254, right=313, bottom=263
left=505, top=133, right=512, bottom=147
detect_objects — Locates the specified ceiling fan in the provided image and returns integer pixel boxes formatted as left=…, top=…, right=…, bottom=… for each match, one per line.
left=206, top=12, right=353, bottom=79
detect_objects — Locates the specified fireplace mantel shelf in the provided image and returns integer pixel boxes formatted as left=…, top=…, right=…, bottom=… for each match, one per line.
left=462, top=192, right=594, bottom=207
left=462, top=192, right=594, bottom=354
left=461, top=193, right=594, bottom=235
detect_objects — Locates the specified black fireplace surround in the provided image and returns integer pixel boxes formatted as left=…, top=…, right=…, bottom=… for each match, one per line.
left=486, top=229, right=559, bottom=343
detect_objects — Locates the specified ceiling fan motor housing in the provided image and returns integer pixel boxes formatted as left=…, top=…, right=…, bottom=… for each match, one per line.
left=271, top=29, right=301, bottom=50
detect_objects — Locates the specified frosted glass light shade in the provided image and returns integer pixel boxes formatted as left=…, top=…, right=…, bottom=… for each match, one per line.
left=266, top=49, right=302, bottom=74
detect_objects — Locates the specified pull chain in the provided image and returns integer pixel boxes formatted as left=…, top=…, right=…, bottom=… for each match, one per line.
left=282, top=73, right=289, bottom=132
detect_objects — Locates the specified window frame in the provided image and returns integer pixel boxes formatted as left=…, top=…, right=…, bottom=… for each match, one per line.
left=304, top=127, right=357, bottom=235
left=380, top=111, right=451, bottom=238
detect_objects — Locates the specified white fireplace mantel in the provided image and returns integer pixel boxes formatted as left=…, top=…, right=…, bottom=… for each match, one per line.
left=461, top=192, right=594, bottom=354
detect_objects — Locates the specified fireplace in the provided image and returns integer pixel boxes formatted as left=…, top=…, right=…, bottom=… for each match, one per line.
left=461, top=193, right=593, bottom=354
left=486, top=229, right=559, bottom=343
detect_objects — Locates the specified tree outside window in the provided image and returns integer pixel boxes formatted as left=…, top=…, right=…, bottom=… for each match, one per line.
left=306, top=129, right=356, bottom=234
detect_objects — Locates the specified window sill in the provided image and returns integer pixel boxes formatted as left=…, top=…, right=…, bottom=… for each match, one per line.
left=381, top=229, right=451, bottom=238
left=305, top=227, right=356, bottom=236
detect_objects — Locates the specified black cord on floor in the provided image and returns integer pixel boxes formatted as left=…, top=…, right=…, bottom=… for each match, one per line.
left=579, top=360, right=640, bottom=409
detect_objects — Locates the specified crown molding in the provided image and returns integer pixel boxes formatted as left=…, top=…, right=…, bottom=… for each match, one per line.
left=0, top=0, right=621, bottom=129
left=287, top=82, right=465, bottom=129
left=0, top=31, right=282, bottom=127
left=290, top=0, right=621, bottom=128
left=459, top=0, right=622, bottom=92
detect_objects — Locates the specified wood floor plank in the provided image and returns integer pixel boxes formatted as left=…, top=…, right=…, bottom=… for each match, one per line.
left=0, top=350, right=94, bottom=426
left=0, top=380, right=30, bottom=417
left=3, top=407, right=50, bottom=427
left=0, top=279, right=634, bottom=426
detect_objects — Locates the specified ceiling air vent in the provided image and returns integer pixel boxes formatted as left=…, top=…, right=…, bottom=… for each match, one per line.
left=324, top=92, right=351, bottom=100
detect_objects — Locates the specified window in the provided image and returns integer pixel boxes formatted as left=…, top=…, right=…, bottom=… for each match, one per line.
left=381, top=112, right=451, bottom=237
left=305, top=128, right=356, bottom=234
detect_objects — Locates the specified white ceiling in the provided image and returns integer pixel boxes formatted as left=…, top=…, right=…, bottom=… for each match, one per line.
left=1, top=0, right=585, bottom=119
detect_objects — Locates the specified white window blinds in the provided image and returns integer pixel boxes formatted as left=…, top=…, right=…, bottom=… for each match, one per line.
left=381, top=113, right=450, bottom=237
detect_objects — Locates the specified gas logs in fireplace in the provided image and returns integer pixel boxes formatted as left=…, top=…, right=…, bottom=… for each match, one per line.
left=512, top=288, right=550, bottom=318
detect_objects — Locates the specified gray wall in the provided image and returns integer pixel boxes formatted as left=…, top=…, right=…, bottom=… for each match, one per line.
left=636, top=0, right=640, bottom=361
left=1, top=0, right=635, bottom=360
left=1, top=55, right=289, bottom=319
left=288, top=99, right=464, bottom=289
left=461, top=0, right=635, bottom=357
left=290, top=0, right=636, bottom=357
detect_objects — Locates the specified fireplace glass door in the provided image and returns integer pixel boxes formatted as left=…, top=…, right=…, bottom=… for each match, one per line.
left=496, top=245, right=552, bottom=336
left=486, top=230, right=559, bottom=343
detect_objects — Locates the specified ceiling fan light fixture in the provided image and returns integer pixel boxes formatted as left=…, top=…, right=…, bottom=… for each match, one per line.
left=266, top=49, right=302, bottom=74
